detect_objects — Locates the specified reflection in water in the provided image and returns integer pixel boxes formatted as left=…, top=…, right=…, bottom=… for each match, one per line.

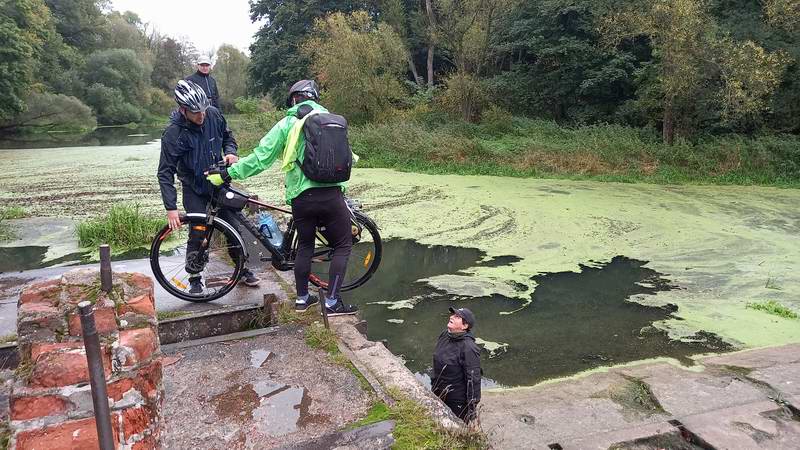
left=0, top=245, right=151, bottom=273
left=346, top=240, right=730, bottom=387
left=0, top=126, right=163, bottom=149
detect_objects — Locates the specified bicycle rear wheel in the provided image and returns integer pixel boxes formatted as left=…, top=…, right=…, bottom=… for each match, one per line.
left=149, top=214, right=246, bottom=302
left=308, top=212, right=382, bottom=293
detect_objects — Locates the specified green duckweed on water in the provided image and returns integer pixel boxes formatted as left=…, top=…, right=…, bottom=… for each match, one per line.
left=4, top=143, right=800, bottom=383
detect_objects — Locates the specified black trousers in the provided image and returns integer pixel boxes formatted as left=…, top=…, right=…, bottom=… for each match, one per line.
left=291, top=187, right=352, bottom=298
left=182, top=186, right=244, bottom=274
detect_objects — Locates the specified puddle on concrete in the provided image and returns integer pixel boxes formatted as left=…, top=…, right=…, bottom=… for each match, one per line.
left=347, top=239, right=731, bottom=387
left=249, top=349, right=274, bottom=368
left=211, top=379, right=310, bottom=437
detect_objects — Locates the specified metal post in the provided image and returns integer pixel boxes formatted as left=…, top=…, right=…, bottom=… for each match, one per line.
left=99, top=245, right=112, bottom=293
left=319, top=287, right=329, bottom=329
left=78, top=301, right=115, bottom=450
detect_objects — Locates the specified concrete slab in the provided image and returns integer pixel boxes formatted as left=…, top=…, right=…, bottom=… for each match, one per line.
left=617, top=361, right=770, bottom=416
left=680, top=401, right=800, bottom=450
left=481, top=372, right=666, bottom=449
left=701, top=345, right=800, bottom=397
left=557, top=421, right=678, bottom=450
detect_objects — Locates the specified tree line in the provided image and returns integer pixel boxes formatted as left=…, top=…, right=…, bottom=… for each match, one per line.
left=0, top=0, right=250, bottom=131
left=248, top=0, right=800, bottom=143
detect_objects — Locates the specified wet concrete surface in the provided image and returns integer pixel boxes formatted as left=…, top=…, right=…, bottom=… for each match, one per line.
left=481, top=343, right=800, bottom=449
left=162, top=325, right=371, bottom=449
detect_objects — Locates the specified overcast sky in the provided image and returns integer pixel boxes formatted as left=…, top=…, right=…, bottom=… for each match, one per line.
left=111, top=0, right=263, bottom=55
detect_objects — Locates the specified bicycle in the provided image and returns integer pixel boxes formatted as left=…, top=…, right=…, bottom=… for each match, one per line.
left=149, top=176, right=382, bottom=303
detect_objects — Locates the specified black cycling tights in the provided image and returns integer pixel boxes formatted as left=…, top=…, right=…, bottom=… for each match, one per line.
left=291, top=187, right=352, bottom=299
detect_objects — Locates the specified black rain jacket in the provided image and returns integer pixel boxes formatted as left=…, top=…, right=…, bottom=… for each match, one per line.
left=157, top=107, right=237, bottom=210
left=431, top=330, right=482, bottom=418
left=185, top=71, right=220, bottom=109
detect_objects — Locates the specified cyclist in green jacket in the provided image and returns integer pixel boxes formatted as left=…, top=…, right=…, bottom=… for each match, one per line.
left=207, top=80, right=358, bottom=316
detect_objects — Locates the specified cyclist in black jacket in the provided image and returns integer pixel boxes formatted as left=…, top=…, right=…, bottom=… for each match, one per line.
left=157, top=80, right=259, bottom=293
left=432, top=307, right=482, bottom=423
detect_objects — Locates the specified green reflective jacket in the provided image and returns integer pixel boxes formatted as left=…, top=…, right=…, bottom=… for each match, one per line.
left=227, top=100, right=351, bottom=205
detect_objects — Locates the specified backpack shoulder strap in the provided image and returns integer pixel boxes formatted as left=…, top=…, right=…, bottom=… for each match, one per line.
left=295, top=104, right=314, bottom=120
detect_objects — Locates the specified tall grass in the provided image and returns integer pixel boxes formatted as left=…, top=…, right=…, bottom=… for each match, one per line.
left=77, top=203, right=166, bottom=251
left=226, top=111, right=800, bottom=186
left=0, top=206, right=28, bottom=241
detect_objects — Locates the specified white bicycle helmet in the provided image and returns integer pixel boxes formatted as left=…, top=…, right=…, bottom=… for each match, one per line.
left=175, top=80, right=211, bottom=112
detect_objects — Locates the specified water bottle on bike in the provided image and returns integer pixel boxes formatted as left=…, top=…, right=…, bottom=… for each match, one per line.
left=258, top=213, right=283, bottom=248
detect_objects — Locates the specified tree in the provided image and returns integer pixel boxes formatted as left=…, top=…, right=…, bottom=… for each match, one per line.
left=0, top=0, right=56, bottom=119
left=248, top=0, right=373, bottom=102
left=0, top=91, right=95, bottom=131
left=600, top=0, right=788, bottom=143
left=44, top=0, right=107, bottom=53
left=304, top=11, right=408, bottom=123
left=213, top=44, right=250, bottom=112
left=84, top=83, right=141, bottom=124
left=82, top=49, right=150, bottom=123
left=764, top=0, right=800, bottom=31
left=150, top=37, right=195, bottom=92
left=491, top=0, right=641, bottom=122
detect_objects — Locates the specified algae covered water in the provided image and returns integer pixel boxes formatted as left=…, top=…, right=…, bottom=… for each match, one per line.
left=345, top=239, right=731, bottom=386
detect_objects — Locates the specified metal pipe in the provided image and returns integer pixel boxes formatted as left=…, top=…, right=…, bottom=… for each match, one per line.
left=99, top=245, right=112, bottom=293
left=319, top=288, right=329, bottom=329
left=78, top=301, right=115, bottom=450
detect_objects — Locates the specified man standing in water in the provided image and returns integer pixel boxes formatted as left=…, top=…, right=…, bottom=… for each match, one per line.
left=432, top=307, right=482, bottom=423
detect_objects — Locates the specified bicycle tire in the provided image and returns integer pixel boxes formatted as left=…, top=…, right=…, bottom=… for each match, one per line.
left=149, top=214, right=246, bottom=302
left=307, top=211, right=382, bottom=293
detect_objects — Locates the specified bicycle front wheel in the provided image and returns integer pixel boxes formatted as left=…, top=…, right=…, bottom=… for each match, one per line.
left=308, top=212, right=382, bottom=293
left=149, top=214, right=246, bottom=302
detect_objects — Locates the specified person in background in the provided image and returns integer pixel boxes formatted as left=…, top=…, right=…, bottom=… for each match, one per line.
left=432, top=306, right=482, bottom=423
left=185, top=55, right=220, bottom=109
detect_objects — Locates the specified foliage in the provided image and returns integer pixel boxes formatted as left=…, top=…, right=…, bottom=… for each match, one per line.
left=44, top=0, right=105, bottom=52
left=234, top=97, right=260, bottom=115
left=746, top=300, right=798, bottom=319
left=84, top=83, right=141, bottom=124
left=304, top=323, right=340, bottom=354
left=304, top=11, right=408, bottom=123
left=0, top=91, right=95, bottom=130
left=764, top=0, right=800, bottom=31
left=0, top=0, right=57, bottom=119
left=437, top=71, right=490, bottom=122
left=145, top=87, right=174, bottom=116
left=150, top=37, right=195, bottom=92
left=248, top=0, right=374, bottom=102
left=599, top=0, right=788, bottom=143
left=214, top=44, right=250, bottom=112
left=0, top=206, right=28, bottom=241
left=76, top=203, right=166, bottom=251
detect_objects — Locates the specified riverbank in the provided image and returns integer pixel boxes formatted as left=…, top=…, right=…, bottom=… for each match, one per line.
left=229, top=113, right=800, bottom=188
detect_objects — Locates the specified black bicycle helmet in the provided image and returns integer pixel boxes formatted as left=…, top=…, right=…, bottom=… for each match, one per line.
left=174, top=80, right=211, bottom=112
left=286, top=80, right=320, bottom=107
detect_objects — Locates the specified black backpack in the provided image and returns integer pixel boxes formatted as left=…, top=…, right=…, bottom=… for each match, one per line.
left=295, top=104, right=352, bottom=183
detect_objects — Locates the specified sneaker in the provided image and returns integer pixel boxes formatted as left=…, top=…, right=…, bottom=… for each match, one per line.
left=295, top=294, right=319, bottom=312
left=241, top=269, right=260, bottom=287
left=188, top=277, right=203, bottom=295
left=325, top=300, right=359, bottom=317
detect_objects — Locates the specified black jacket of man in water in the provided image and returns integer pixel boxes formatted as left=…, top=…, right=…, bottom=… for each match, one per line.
left=432, top=330, right=482, bottom=421
left=157, top=106, right=237, bottom=210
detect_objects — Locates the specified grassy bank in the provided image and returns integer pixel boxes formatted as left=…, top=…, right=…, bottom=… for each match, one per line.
left=228, top=112, right=800, bottom=187
left=76, top=204, right=166, bottom=251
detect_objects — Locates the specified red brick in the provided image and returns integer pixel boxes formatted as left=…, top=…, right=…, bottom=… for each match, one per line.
left=118, top=294, right=155, bottom=318
left=119, top=328, right=158, bottom=366
left=67, top=306, right=117, bottom=336
left=30, top=342, right=82, bottom=360
left=122, top=406, right=152, bottom=440
left=107, top=377, right=136, bottom=402
left=131, top=435, right=157, bottom=450
left=15, top=417, right=119, bottom=450
left=10, top=395, right=69, bottom=421
left=127, top=273, right=154, bottom=294
left=18, top=301, right=60, bottom=319
left=18, top=279, right=61, bottom=306
left=29, top=346, right=111, bottom=388
left=135, top=360, right=163, bottom=401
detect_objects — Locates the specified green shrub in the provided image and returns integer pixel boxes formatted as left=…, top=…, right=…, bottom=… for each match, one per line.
left=234, top=97, right=260, bottom=115
left=77, top=204, right=166, bottom=251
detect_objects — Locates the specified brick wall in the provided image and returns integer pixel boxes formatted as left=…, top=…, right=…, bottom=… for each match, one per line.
left=10, top=268, right=163, bottom=449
